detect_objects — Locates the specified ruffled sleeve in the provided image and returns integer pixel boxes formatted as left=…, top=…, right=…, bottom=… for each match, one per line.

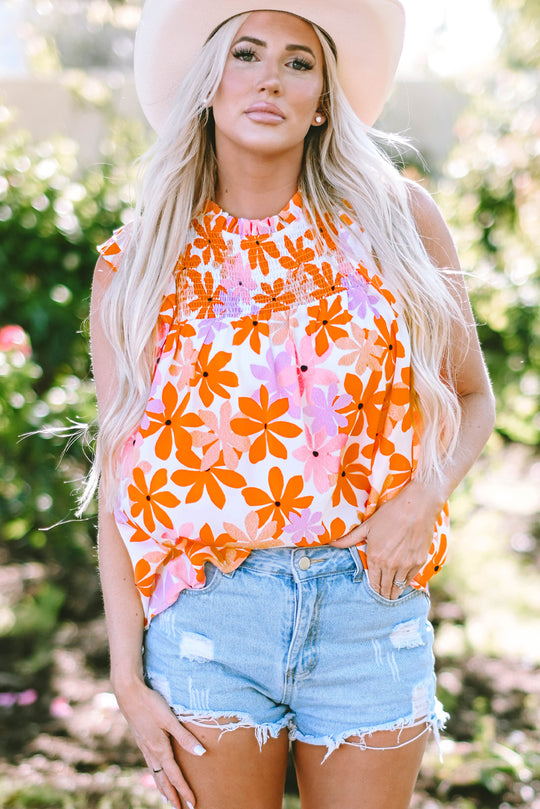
left=97, top=222, right=133, bottom=271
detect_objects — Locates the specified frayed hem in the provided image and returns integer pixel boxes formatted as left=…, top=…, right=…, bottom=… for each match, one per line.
left=291, top=700, right=449, bottom=764
left=170, top=706, right=294, bottom=749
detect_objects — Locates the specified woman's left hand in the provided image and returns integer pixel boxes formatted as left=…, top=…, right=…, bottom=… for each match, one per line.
left=330, top=479, right=446, bottom=600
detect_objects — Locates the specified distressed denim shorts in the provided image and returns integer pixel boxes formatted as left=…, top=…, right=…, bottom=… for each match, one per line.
left=143, top=546, right=447, bottom=759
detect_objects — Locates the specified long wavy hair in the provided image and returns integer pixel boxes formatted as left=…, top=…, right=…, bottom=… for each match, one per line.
left=81, top=12, right=466, bottom=513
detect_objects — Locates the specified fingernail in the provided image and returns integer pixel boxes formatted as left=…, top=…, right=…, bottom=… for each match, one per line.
left=193, top=743, right=206, bottom=756
left=187, top=802, right=195, bottom=809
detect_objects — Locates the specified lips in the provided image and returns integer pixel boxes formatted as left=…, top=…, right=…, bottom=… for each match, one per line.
left=244, top=102, right=285, bottom=122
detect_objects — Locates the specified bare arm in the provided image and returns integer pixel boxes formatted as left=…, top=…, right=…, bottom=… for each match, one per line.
left=90, top=257, right=203, bottom=809
left=332, top=184, right=496, bottom=596
left=406, top=182, right=496, bottom=501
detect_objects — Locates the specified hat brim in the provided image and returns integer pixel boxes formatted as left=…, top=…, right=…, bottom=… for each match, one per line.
left=134, top=0, right=405, bottom=132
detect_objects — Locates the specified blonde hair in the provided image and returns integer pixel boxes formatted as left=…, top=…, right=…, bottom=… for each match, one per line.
left=82, top=13, right=465, bottom=513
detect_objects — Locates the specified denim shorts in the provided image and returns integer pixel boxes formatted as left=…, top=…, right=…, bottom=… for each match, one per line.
left=143, top=546, right=447, bottom=760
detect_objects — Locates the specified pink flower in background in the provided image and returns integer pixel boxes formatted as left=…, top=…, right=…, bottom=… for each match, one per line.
left=0, top=325, right=31, bottom=357
left=17, top=689, right=38, bottom=706
left=50, top=696, right=73, bottom=718
left=0, top=689, right=38, bottom=707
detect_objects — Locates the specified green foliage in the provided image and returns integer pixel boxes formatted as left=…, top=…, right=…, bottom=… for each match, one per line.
left=436, top=4, right=540, bottom=445
left=493, top=0, right=540, bottom=69
left=0, top=117, right=148, bottom=587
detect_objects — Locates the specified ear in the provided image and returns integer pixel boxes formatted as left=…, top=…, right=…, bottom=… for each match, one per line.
left=312, top=111, right=326, bottom=127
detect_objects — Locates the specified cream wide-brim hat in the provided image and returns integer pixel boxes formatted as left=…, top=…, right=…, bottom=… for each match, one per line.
left=134, top=0, right=405, bottom=133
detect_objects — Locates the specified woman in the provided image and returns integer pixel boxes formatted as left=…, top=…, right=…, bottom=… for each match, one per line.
left=87, top=1, right=495, bottom=807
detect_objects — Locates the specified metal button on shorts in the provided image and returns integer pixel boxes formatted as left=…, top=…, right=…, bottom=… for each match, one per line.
left=298, top=556, right=311, bottom=570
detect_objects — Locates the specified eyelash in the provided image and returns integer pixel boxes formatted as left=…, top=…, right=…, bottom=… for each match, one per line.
left=232, top=47, right=314, bottom=71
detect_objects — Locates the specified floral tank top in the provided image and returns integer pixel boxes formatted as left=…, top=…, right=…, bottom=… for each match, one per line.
left=98, top=192, right=449, bottom=626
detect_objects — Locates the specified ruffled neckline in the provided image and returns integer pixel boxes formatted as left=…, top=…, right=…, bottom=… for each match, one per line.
left=201, top=191, right=303, bottom=237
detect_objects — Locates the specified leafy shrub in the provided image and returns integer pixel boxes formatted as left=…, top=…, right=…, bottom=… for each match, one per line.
left=0, top=118, right=148, bottom=592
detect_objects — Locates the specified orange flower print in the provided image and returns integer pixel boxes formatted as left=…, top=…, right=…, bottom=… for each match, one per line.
left=134, top=557, right=156, bottom=597
left=231, top=314, right=270, bottom=353
left=231, top=385, right=302, bottom=462
left=278, top=234, right=316, bottom=272
left=190, top=342, right=239, bottom=407
left=157, top=291, right=178, bottom=332
left=306, top=297, right=352, bottom=355
left=253, top=277, right=295, bottom=318
left=193, top=213, right=228, bottom=264
left=414, top=526, right=448, bottom=588
left=187, top=270, right=225, bottom=319
left=191, top=400, right=250, bottom=469
left=172, top=451, right=246, bottom=510
left=128, top=467, right=180, bottom=533
left=243, top=466, right=313, bottom=530
left=314, top=213, right=339, bottom=252
left=332, top=443, right=371, bottom=507
left=140, top=383, right=202, bottom=461
left=240, top=233, right=280, bottom=276
left=385, top=368, right=413, bottom=432
left=306, top=260, right=345, bottom=300
left=374, top=316, right=405, bottom=379
left=379, top=453, right=413, bottom=495
left=177, top=240, right=201, bottom=271
left=336, top=371, right=384, bottom=437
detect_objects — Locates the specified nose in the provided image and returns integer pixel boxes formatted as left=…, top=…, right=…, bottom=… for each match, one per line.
left=257, top=68, right=281, bottom=96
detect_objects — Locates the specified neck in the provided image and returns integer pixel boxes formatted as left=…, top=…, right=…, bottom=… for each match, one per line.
left=214, top=142, right=302, bottom=220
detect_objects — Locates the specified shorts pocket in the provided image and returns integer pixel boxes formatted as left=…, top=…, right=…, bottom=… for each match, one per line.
left=361, top=571, right=429, bottom=606
left=179, top=561, right=223, bottom=597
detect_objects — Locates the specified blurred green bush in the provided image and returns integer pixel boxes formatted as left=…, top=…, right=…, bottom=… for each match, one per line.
left=0, top=118, right=148, bottom=586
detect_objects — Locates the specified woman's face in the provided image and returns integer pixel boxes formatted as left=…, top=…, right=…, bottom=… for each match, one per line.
left=211, top=11, right=326, bottom=162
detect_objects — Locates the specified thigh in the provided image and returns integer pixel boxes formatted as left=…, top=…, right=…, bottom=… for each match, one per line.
left=173, top=722, right=289, bottom=809
left=293, top=725, right=428, bottom=809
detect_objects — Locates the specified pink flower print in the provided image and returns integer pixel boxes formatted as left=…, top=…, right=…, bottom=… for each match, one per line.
left=269, top=311, right=298, bottom=346
left=278, top=336, right=338, bottom=405
left=293, top=427, right=346, bottom=493
left=223, top=510, right=279, bottom=548
left=305, top=383, right=352, bottom=437
left=170, top=337, right=198, bottom=388
left=120, top=429, right=144, bottom=476
left=282, top=508, right=325, bottom=545
left=336, top=323, right=386, bottom=376
left=221, top=253, right=257, bottom=304
left=149, top=359, right=164, bottom=397
left=191, top=401, right=250, bottom=469
left=166, top=551, right=201, bottom=589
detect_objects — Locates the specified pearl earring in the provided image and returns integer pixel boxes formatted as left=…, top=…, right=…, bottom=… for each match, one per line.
left=315, top=114, right=324, bottom=124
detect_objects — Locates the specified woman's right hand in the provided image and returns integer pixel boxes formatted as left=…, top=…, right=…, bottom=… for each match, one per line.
left=113, top=676, right=206, bottom=809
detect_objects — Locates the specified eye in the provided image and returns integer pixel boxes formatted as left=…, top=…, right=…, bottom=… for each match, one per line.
left=232, top=47, right=257, bottom=62
left=288, top=57, right=314, bottom=71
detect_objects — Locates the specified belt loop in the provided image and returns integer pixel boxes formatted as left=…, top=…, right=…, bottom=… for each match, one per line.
left=348, top=545, right=364, bottom=582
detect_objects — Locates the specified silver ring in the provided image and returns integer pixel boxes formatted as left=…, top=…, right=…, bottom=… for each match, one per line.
left=153, top=767, right=163, bottom=773
left=393, top=579, right=407, bottom=589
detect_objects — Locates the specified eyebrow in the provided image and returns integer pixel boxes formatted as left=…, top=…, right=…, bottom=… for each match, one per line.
left=232, top=35, right=316, bottom=58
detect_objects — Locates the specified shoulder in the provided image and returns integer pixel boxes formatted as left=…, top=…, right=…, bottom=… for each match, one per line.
left=93, top=221, right=134, bottom=294
left=96, top=221, right=134, bottom=271
left=405, top=180, right=459, bottom=269
left=406, top=180, right=446, bottom=235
